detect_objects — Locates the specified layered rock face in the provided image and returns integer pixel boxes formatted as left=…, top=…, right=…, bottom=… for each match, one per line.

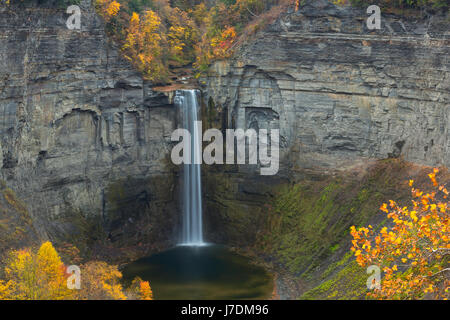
left=201, top=0, right=449, bottom=246
left=0, top=1, right=178, bottom=251
left=1, top=0, right=449, bottom=259
left=203, top=0, right=450, bottom=174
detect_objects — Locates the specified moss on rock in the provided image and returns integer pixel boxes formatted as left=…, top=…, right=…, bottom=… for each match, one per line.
left=0, top=182, right=38, bottom=258
left=205, top=159, right=434, bottom=299
left=300, top=253, right=368, bottom=300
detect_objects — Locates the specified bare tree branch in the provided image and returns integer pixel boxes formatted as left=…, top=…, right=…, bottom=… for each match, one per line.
left=428, top=268, right=450, bottom=278
left=246, top=7, right=259, bottom=18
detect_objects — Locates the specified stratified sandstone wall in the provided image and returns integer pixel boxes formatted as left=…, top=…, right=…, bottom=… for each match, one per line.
left=203, top=0, right=450, bottom=175
left=0, top=1, right=178, bottom=250
left=199, top=0, right=449, bottom=249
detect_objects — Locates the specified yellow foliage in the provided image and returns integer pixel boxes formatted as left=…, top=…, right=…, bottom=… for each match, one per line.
left=0, top=242, right=152, bottom=300
left=107, top=1, right=121, bottom=17
left=3, top=242, right=73, bottom=300
left=122, top=10, right=167, bottom=82
left=350, top=168, right=449, bottom=299
left=74, top=261, right=127, bottom=300
left=188, top=3, right=209, bottom=26
left=211, top=26, right=237, bottom=58
left=0, top=280, right=14, bottom=300
left=96, top=0, right=121, bottom=22
left=166, top=7, right=199, bottom=65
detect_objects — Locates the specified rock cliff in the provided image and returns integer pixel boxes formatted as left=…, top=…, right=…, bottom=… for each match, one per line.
left=0, top=1, right=178, bottom=254
left=0, top=0, right=449, bottom=285
left=200, top=1, right=450, bottom=296
left=203, top=0, right=450, bottom=175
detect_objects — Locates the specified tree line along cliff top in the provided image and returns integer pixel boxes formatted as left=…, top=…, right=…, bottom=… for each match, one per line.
left=1, top=0, right=447, bottom=84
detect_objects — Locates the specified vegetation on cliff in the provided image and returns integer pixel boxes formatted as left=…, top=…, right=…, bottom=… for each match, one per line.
left=2, top=0, right=446, bottom=82
left=253, top=160, right=448, bottom=300
left=96, top=0, right=449, bottom=82
left=93, top=0, right=294, bottom=82
left=0, top=181, right=37, bottom=258
left=350, top=169, right=449, bottom=299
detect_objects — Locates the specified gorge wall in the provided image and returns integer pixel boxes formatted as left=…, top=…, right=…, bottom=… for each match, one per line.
left=203, top=0, right=450, bottom=175
left=199, top=0, right=449, bottom=297
left=0, top=0, right=178, bottom=257
left=0, top=0, right=449, bottom=292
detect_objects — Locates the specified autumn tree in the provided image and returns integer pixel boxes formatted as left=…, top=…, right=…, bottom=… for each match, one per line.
left=96, top=0, right=121, bottom=22
left=166, top=7, right=199, bottom=66
left=139, top=281, right=153, bottom=300
left=188, top=2, right=209, bottom=26
left=235, top=0, right=265, bottom=21
left=350, top=168, right=449, bottom=299
left=122, top=10, right=168, bottom=82
left=2, top=242, right=73, bottom=300
left=94, top=0, right=294, bottom=81
left=126, top=276, right=153, bottom=300
left=210, top=26, right=237, bottom=59
left=0, top=280, right=14, bottom=300
left=208, top=2, right=241, bottom=31
left=74, top=261, right=127, bottom=300
left=0, top=241, right=156, bottom=300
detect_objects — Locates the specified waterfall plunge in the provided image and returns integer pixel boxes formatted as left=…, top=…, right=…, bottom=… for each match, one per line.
left=175, top=89, right=205, bottom=246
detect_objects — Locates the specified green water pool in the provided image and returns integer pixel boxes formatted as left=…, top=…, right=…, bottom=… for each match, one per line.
left=122, top=245, right=273, bottom=300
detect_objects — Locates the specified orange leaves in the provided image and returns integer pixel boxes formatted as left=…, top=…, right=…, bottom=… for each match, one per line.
left=439, top=185, right=449, bottom=199
left=350, top=168, right=449, bottom=299
left=74, top=261, right=127, bottom=300
left=128, top=277, right=154, bottom=300
left=195, top=25, right=237, bottom=73
left=139, top=281, right=153, bottom=300
left=421, top=196, right=430, bottom=206
left=429, top=168, right=439, bottom=187
left=211, top=26, right=237, bottom=59
left=222, top=26, right=237, bottom=39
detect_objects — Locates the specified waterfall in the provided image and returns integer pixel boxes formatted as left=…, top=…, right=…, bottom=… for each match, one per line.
left=175, top=89, right=205, bottom=246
